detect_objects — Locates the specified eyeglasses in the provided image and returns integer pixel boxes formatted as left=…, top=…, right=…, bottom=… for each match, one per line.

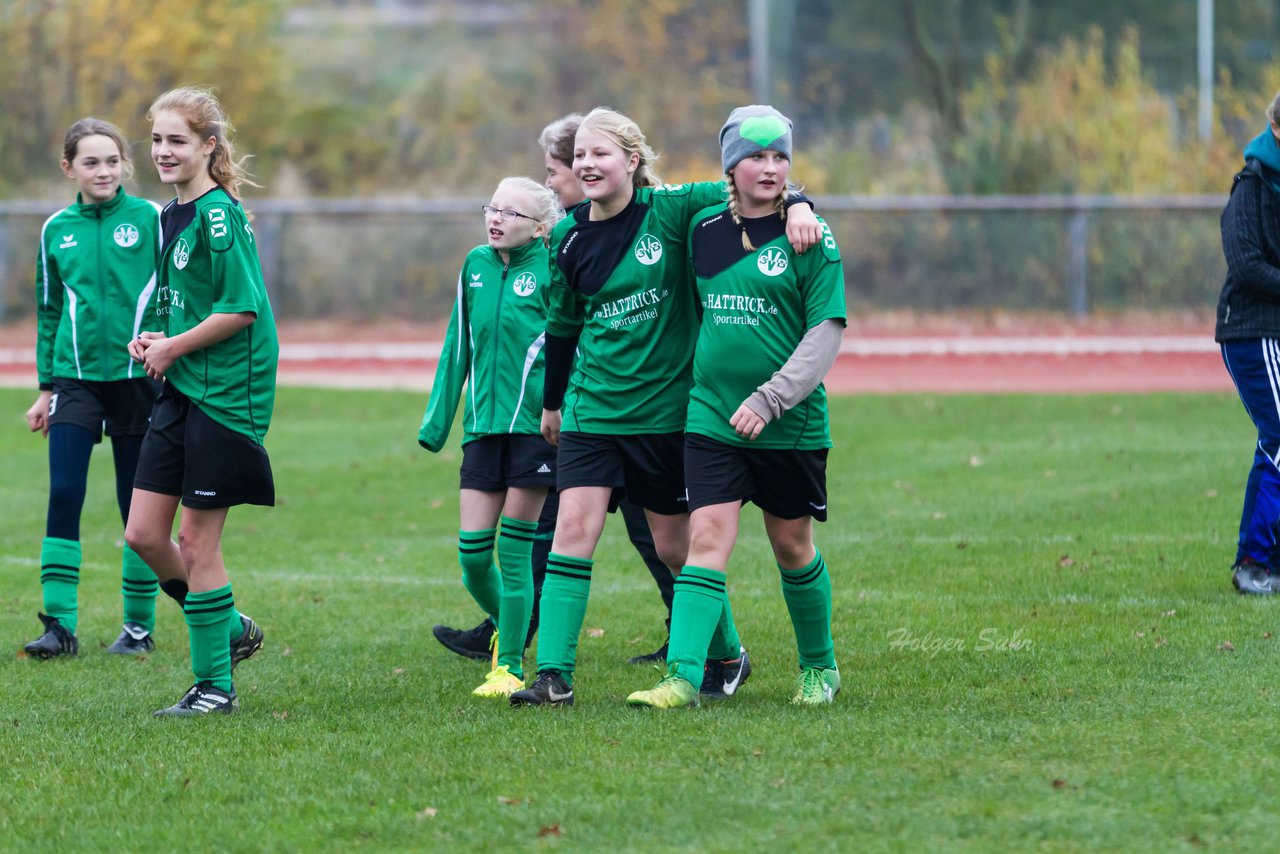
left=482, top=205, right=537, bottom=222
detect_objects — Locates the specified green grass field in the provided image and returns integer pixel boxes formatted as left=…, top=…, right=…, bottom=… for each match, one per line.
left=0, top=386, right=1273, bottom=851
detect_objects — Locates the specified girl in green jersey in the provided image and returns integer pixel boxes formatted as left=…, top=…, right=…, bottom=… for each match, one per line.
left=628, top=106, right=846, bottom=709
left=126, top=87, right=275, bottom=716
left=511, top=108, right=822, bottom=707
left=419, top=176, right=563, bottom=699
left=22, top=118, right=166, bottom=660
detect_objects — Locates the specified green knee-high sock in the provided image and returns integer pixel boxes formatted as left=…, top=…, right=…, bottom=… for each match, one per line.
left=40, top=537, right=81, bottom=634
left=535, top=553, right=592, bottom=682
left=667, top=566, right=730, bottom=685
left=707, top=595, right=743, bottom=662
left=184, top=586, right=235, bottom=692
left=496, top=517, right=538, bottom=676
left=458, top=528, right=501, bottom=621
left=120, top=545, right=159, bottom=633
left=779, top=551, right=836, bottom=670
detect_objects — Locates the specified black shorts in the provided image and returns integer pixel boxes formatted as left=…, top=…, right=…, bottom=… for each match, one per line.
left=684, top=432, right=828, bottom=521
left=459, top=434, right=557, bottom=491
left=557, top=431, right=686, bottom=515
left=134, top=383, right=275, bottom=509
left=48, top=377, right=161, bottom=441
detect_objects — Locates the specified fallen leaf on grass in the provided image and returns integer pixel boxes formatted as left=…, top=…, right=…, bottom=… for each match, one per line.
left=1162, top=610, right=1177, bottom=618
left=1154, top=637, right=1168, bottom=648
left=429, top=499, right=443, bottom=510
left=1218, top=641, right=1236, bottom=653
left=1264, top=632, right=1274, bottom=640
left=393, top=667, right=405, bottom=675
left=281, top=646, right=293, bottom=657
left=752, top=749, right=763, bottom=757
left=585, top=627, right=605, bottom=638
left=416, top=807, right=438, bottom=820
left=1051, top=779, right=1067, bottom=789
left=498, top=796, right=529, bottom=806
left=1135, top=631, right=1145, bottom=638
left=1058, top=555, right=1074, bottom=568
left=603, top=738, right=621, bottom=747
left=771, top=778, right=786, bottom=788
left=968, top=455, right=983, bottom=467
left=538, top=825, right=562, bottom=838
left=272, top=711, right=289, bottom=720
left=1205, top=489, right=1218, bottom=498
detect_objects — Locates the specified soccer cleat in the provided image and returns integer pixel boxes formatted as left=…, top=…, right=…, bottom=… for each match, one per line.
left=473, top=664, right=524, bottom=698
left=509, top=670, right=574, bottom=707
left=791, top=667, right=841, bottom=706
left=627, top=638, right=669, bottom=665
left=22, top=612, right=78, bottom=659
left=230, top=615, right=264, bottom=670
left=107, top=622, right=155, bottom=655
left=627, top=668, right=699, bottom=709
left=153, top=681, right=238, bottom=717
left=1232, top=561, right=1276, bottom=596
left=700, top=646, right=752, bottom=698
left=432, top=618, right=496, bottom=661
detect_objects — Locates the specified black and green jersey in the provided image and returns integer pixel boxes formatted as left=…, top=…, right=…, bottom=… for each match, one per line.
left=157, top=187, right=278, bottom=444
left=545, top=182, right=726, bottom=434
left=35, top=187, right=162, bottom=387
left=687, top=205, right=845, bottom=449
left=419, top=239, right=551, bottom=451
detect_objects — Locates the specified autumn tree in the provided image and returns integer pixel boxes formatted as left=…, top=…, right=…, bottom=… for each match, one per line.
left=0, top=0, right=286, bottom=197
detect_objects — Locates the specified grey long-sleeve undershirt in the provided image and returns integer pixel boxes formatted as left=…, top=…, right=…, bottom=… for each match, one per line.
left=742, top=318, right=844, bottom=423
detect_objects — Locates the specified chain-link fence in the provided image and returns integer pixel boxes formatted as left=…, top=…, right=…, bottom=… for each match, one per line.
left=0, top=195, right=1227, bottom=325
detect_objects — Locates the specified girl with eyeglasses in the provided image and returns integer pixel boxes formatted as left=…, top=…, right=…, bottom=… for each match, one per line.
left=419, top=176, right=564, bottom=698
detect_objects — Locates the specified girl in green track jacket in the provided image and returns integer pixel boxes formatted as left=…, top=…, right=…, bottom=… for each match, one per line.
left=419, top=176, right=564, bottom=699
left=21, top=118, right=165, bottom=661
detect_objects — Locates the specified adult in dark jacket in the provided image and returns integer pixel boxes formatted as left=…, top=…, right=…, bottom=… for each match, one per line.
left=1216, top=93, right=1280, bottom=595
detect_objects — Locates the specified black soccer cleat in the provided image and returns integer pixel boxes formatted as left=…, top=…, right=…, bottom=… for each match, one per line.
left=230, top=615, right=264, bottom=670
left=23, top=612, right=78, bottom=659
left=627, top=638, right=669, bottom=665
left=1233, top=561, right=1277, bottom=596
left=432, top=618, right=496, bottom=661
left=509, top=670, right=575, bottom=707
left=107, top=622, right=155, bottom=655
left=700, top=647, right=752, bottom=698
left=153, top=681, right=238, bottom=717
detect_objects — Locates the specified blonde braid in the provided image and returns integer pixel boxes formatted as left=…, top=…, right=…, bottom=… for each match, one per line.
left=727, top=182, right=755, bottom=251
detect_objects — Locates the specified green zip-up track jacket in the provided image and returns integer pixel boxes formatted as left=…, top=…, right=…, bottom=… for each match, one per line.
left=36, top=187, right=162, bottom=388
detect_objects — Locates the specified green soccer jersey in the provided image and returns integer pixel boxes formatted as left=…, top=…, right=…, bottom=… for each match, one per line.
left=156, top=187, right=278, bottom=444
left=418, top=239, right=551, bottom=451
left=545, top=181, right=728, bottom=434
left=35, top=187, right=162, bottom=386
left=686, top=205, right=846, bottom=449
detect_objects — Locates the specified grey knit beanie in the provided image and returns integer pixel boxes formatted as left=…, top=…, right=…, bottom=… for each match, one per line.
left=719, top=105, right=793, bottom=173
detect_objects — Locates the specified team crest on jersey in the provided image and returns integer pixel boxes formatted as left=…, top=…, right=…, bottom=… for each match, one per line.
left=113, top=224, right=140, bottom=248
left=757, top=247, right=789, bottom=277
left=173, top=238, right=190, bottom=270
left=469, top=273, right=483, bottom=288
left=60, top=234, right=77, bottom=249
left=634, top=234, right=663, bottom=266
left=512, top=272, right=537, bottom=297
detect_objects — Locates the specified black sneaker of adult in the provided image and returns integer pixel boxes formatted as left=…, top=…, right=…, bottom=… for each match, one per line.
left=22, top=612, right=78, bottom=659
left=432, top=618, right=495, bottom=661
left=1233, top=562, right=1277, bottom=596
left=106, top=622, right=155, bottom=655
left=509, top=669, right=575, bottom=707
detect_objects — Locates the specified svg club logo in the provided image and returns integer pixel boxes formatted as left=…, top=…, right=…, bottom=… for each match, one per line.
left=757, top=247, right=788, bottom=277
left=113, top=224, right=139, bottom=248
left=512, top=272, right=537, bottom=297
left=172, top=238, right=190, bottom=270
left=634, top=234, right=663, bottom=266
